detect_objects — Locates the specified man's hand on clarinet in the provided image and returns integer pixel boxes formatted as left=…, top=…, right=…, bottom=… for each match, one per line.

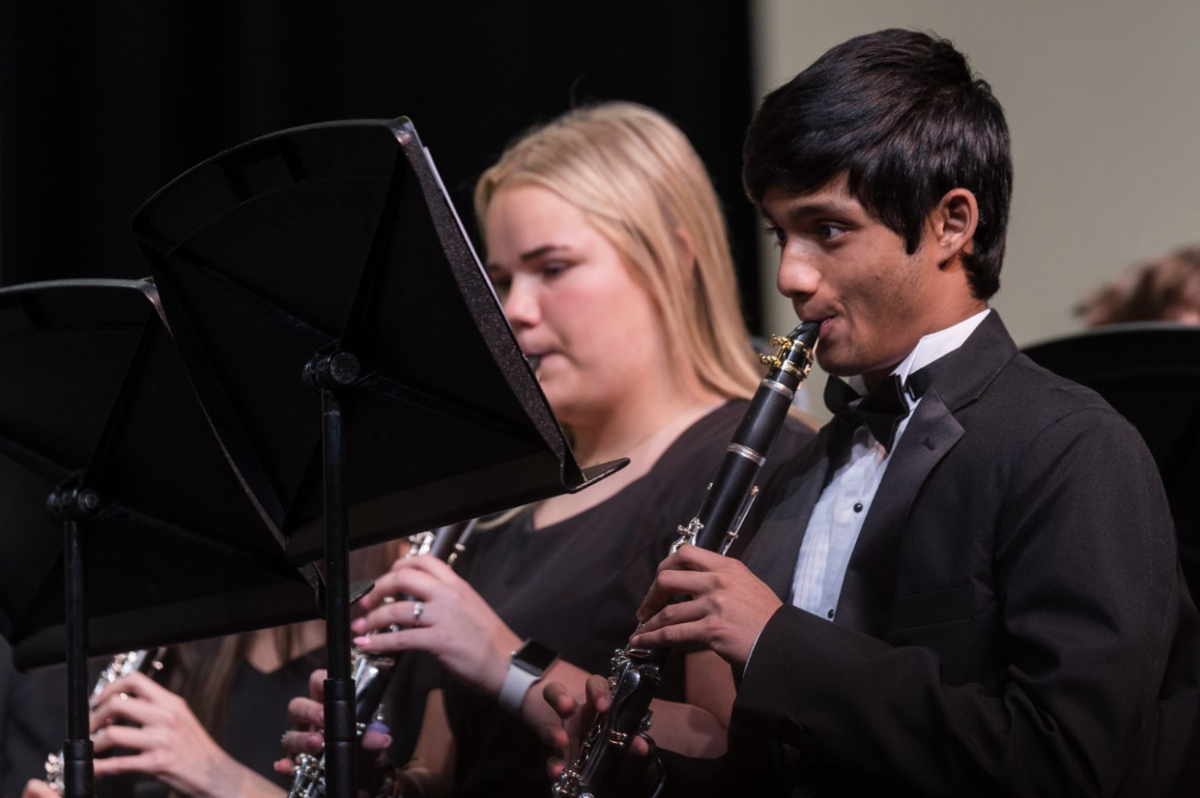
left=274, top=668, right=392, bottom=777
left=629, top=545, right=781, bottom=672
left=540, top=674, right=652, bottom=780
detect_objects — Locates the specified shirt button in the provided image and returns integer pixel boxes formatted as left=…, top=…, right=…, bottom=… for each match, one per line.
left=853, top=502, right=864, bottom=513
left=827, top=609, right=835, bottom=619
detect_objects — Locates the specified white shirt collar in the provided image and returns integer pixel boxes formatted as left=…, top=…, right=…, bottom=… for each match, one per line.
left=847, top=308, right=991, bottom=397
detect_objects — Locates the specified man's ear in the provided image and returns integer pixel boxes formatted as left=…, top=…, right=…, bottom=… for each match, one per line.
left=932, top=188, right=979, bottom=268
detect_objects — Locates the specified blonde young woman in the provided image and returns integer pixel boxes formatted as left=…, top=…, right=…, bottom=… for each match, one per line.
left=281, top=102, right=813, bottom=798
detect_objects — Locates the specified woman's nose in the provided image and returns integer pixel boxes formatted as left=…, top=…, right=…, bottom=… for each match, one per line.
left=502, top=275, right=541, bottom=327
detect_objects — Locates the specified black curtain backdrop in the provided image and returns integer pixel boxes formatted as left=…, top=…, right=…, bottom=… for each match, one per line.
left=0, top=1, right=765, bottom=331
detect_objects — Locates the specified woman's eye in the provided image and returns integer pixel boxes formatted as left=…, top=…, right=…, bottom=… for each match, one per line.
left=486, top=271, right=512, bottom=296
left=542, top=261, right=570, bottom=278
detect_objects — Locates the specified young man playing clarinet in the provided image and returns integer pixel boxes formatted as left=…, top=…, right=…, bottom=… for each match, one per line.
left=548, top=28, right=1200, bottom=796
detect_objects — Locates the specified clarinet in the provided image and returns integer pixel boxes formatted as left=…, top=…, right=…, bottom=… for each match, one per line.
left=288, top=518, right=478, bottom=798
left=44, top=647, right=169, bottom=795
left=554, top=321, right=819, bottom=798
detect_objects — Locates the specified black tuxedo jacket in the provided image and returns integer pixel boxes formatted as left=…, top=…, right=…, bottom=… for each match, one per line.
left=664, top=313, right=1200, bottom=797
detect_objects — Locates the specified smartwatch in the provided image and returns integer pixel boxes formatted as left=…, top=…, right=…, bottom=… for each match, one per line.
left=498, top=639, right=558, bottom=715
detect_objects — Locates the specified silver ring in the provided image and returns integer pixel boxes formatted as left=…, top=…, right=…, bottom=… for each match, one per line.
left=412, top=601, right=424, bottom=621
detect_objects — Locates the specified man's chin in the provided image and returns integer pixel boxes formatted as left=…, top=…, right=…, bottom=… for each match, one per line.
left=815, top=351, right=856, bottom=378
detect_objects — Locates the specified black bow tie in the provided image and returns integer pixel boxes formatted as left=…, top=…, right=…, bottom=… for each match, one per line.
left=824, top=373, right=912, bottom=452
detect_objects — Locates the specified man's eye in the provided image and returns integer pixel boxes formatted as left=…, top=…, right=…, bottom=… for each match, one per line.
left=764, top=225, right=786, bottom=250
left=817, top=223, right=847, bottom=240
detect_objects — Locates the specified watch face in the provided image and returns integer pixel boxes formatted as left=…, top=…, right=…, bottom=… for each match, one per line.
left=514, top=639, right=558, bottom=674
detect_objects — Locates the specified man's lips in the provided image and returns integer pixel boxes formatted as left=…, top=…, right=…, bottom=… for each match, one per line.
left=797, top=315, right=836, bottom=337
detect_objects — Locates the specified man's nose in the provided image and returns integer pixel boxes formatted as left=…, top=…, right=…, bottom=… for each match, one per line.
left=776, top=248, right=821, bottom=300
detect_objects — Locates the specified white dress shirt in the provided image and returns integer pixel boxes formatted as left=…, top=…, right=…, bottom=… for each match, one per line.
left=789, top=309, right=991, bottom=621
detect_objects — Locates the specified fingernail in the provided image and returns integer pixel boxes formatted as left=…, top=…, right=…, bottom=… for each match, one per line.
left=353, top=635, right=370, bottom=647
left=351, top=619, right=364, bottom=633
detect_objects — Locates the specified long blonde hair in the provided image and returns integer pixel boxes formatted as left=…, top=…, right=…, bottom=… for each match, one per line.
left=475, top=102, right=761, bottom=401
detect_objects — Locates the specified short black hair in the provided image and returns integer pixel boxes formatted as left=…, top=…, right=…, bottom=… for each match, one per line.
left=743, top=29, right=1012, bottom=299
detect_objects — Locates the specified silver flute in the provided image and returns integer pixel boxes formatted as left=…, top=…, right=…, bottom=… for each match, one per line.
left=554, top=321, right=820, bottom=798
left=44, top=647, right=169, bottom=795
left=288, top=518, right=477, bottom=798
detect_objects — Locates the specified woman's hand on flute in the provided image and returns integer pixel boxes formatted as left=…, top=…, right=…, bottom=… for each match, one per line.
left=351, top=557, right=523, bottom=700
left=88, top=671, right=282, bottom=798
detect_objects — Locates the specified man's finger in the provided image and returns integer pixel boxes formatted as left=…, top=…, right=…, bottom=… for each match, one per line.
left=542, top=680, right=578, bottom=719
left=361, top=729, right=393, bottom=751
left=287, top=696, right=325, bottom=728
left=629, top=617, right=709, bottom=650
left=655, top=544, right=725, bottom=574
left=635, top=569, right=713, bottom=623
left=308, top=669, right=327, bottom=702
left=538, top=722, right=569, bottom=750
left=634, top=595, right=708, bottom=636
left=280, top=729, right=325, bottom=756
left=584, top=673, right=614, bottom=714
left=630, top=734, right=652, bottom=757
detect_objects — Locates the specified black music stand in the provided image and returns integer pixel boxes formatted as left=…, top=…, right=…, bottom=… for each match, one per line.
left=1023, top=323, right=1200, bottom=591
left=130, top=119, right=623, bottom=798
left=0, top=279, right=327, bottom=798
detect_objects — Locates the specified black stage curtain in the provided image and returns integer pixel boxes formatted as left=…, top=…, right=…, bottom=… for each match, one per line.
left=0, top=0, right=764, bottom=331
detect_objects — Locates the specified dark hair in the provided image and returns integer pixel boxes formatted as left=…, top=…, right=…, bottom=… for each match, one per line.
left=743, top=29, right=1012, bottom=299
left=1076, top=243, right=1200, bottom=325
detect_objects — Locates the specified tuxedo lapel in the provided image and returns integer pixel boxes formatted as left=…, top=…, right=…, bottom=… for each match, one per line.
left=834, top=312, right=1018, bottom=636
left=750, top=313, right=1020, bottom=627
left=834, top=390, right=963, bottom=635
left=743, top=428, right=832, bottom=601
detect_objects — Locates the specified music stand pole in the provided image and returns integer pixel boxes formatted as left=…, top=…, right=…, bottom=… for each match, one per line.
left=304, top=351, right=361, bottom=798
left=47, top=485, right=101, bottom=798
